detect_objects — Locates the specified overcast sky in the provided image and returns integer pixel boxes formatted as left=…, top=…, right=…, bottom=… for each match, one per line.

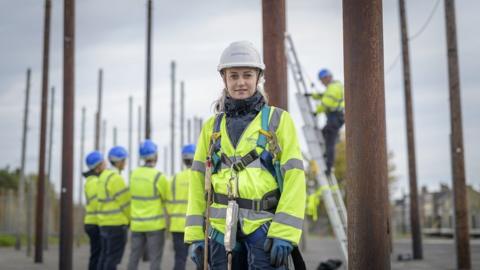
left=0, top=0, right=478, bottom=201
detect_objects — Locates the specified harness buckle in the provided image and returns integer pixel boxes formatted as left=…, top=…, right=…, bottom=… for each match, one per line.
left=252, top=199, right=262, bottom=212
left=232, top=160, right=245, bottom=172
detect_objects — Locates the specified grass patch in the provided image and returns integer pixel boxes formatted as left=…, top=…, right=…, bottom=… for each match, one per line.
left=0, top=234, right=16, bottom=247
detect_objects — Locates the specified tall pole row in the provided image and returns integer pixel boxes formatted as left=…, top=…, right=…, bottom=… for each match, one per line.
left=59, top=0, right=75, bottom=268
left=399, top=0, right=423, bottom=259
left=145, top=0, right=152, bottom=139
left=170, top=61, right=176, bottom=175
left=343, top=0, right=390, bottom=269
left=95, top=69, right=103, bottom=150
left=262, top=0, right=288, bottom=110
left=444, top=0, right=471, bottom=269
left=35, top=0, right=51, bottom=262
left=113, top=126, right=117, bottom=146
left=16, top=68, right=31, bottom=251
left=187, top=118, right=191, bottom=144
left=102, top=120, right=107, bottom=154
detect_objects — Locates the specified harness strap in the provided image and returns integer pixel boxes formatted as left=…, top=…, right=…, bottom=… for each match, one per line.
left=220, top=150, right=259, bottom=172
left=213, top=189, right=280, bottom=212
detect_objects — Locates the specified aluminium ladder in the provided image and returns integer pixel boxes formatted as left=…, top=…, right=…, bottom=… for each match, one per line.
left=285, top=33, right=348, bottom=264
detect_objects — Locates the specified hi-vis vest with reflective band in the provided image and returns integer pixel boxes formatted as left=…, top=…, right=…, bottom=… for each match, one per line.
left=129, top=166, right=168, bottom=232
left=313, top=81, right=345, bottom=114
left=97, top=169, right=131, bottom=226
left=166, top=169, right=191, bottom=232
left=185, top=106, right=306, bottom=245
left=84, top=175, right=99, bottom=225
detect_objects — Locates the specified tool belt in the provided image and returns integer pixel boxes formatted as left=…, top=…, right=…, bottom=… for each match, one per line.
left=213, top=189, right=280, bottom=212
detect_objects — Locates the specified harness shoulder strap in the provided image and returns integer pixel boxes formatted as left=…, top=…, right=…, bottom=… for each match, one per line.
left=257, top=105, right=271, bottom=149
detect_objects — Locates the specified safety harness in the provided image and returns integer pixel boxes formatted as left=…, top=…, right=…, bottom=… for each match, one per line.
left=207, top=105, right=284, bottom=212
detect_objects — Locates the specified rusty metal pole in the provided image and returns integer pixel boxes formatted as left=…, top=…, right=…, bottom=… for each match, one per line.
left=399, top=0, right=423, bottom=259
left=76, top=107, right=86, bottom=248
left=138, top=105, right=142, bottom=165
left=35, top=0, right=51, bottom=263
left=343, top=0, right=390, bottom=269
left=444, top=1, right=471, bottom=269
left=145, top=0, right=152, bottom=139
left=44, top=86, right=56, bottom=250
left=16, top=68, right=31, bottom=251
left=95, top=69, right=103, bottom=150
left=128, top=96, right=133, bottom=176
left=170, top=61, right=176, bottom=175
left=262, top=0, right=288, bottom=110
left=59, top=0, right=75, bottom=268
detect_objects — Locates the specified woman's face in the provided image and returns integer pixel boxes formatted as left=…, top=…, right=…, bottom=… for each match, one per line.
left=224, top=67, right=259, bottom=100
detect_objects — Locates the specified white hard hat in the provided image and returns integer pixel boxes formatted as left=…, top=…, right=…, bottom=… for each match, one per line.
left=217, top=41, right=265, bottom=72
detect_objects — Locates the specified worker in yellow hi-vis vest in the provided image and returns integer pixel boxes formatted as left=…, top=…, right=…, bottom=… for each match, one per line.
left=97, top=146, right=131, bottom=270
left=306, top=69, right=345, bottom=176
left=127, top=139, right=168, bottom=270
left=166, top=144, right=196, bottom=270
left=83, top=150, right=105, bottom=270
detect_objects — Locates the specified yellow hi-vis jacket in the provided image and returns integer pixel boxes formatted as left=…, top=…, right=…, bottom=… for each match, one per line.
left=97, top=169, right=131, bottom=226
left=312, top=81, right=345, bottom=114
left=185, top=107, right=306, bottom=245
left=84, top=175, right=99, bottom=225
left=166, top=169, right=191, bottom=233
left=129, top=166, right=168, bottom=232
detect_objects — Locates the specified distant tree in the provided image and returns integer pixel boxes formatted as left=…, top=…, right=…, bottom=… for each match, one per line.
left=0, top=166, right=20, bottom=190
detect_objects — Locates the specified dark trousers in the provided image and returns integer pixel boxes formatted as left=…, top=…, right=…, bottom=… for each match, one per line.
left=172, top=232, right=189, bottom=270
left=85, top=224, right=102, bottom=270
left=209, top=224, right=287, bottom=270
left=127, top=230, right=165, bottom=270
left=322, top=111, right=344, bottom=174
left=98, top=225, right=128, bottom=270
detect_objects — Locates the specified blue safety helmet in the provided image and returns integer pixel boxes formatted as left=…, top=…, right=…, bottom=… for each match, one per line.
left=85, top=150, right=103, bottom=169
left=108, top=146, right=128, bottom=162
left=318, top=69, right=332, bottom=80
left=139, top=139, right=158, bottom=159
left=181, top=144, right=196, bottom=159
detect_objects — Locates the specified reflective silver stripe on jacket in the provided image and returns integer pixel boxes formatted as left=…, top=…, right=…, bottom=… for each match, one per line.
left=272, top=212, right=303, bottom=230
left=185, top=215, right=204, bottom=226
left=191, top=161, right=205, bottom=174
left=280, top=158, right=304, bottom=176
left=131, top=214, right=165, bottom=222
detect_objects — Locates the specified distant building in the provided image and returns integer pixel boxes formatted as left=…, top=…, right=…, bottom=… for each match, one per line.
left=392, top=183, right=480, bottom=237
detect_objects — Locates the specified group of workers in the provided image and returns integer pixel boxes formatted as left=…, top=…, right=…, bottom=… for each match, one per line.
left=82, top=41, right=344, bottom=270
left=83, top=141, right=195, bottom=270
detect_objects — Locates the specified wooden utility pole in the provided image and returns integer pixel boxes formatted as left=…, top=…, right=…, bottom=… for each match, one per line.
left=95, top=69, right=103, bottom=150
left=343, top=0, right=390, bottom=269
left=170, top=61, right=176, bottom=175
left=399, top=0, right=423, bottom=259
left=262, top=0, right=288, bottom=110
left=35, top=0, right=51, bottom=262
left=444, top=0, right=471, bottom=269
left=76, top=107, right=86, bottom=247
left=145, top=0, right=152, bottom=139
left=128, top=96, right=133, bottom=176
left=16, top=68, right=31, bottom=251
left=59, top=0, right=75, bottom=268
left=44, top=86, right=55, bottom=250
